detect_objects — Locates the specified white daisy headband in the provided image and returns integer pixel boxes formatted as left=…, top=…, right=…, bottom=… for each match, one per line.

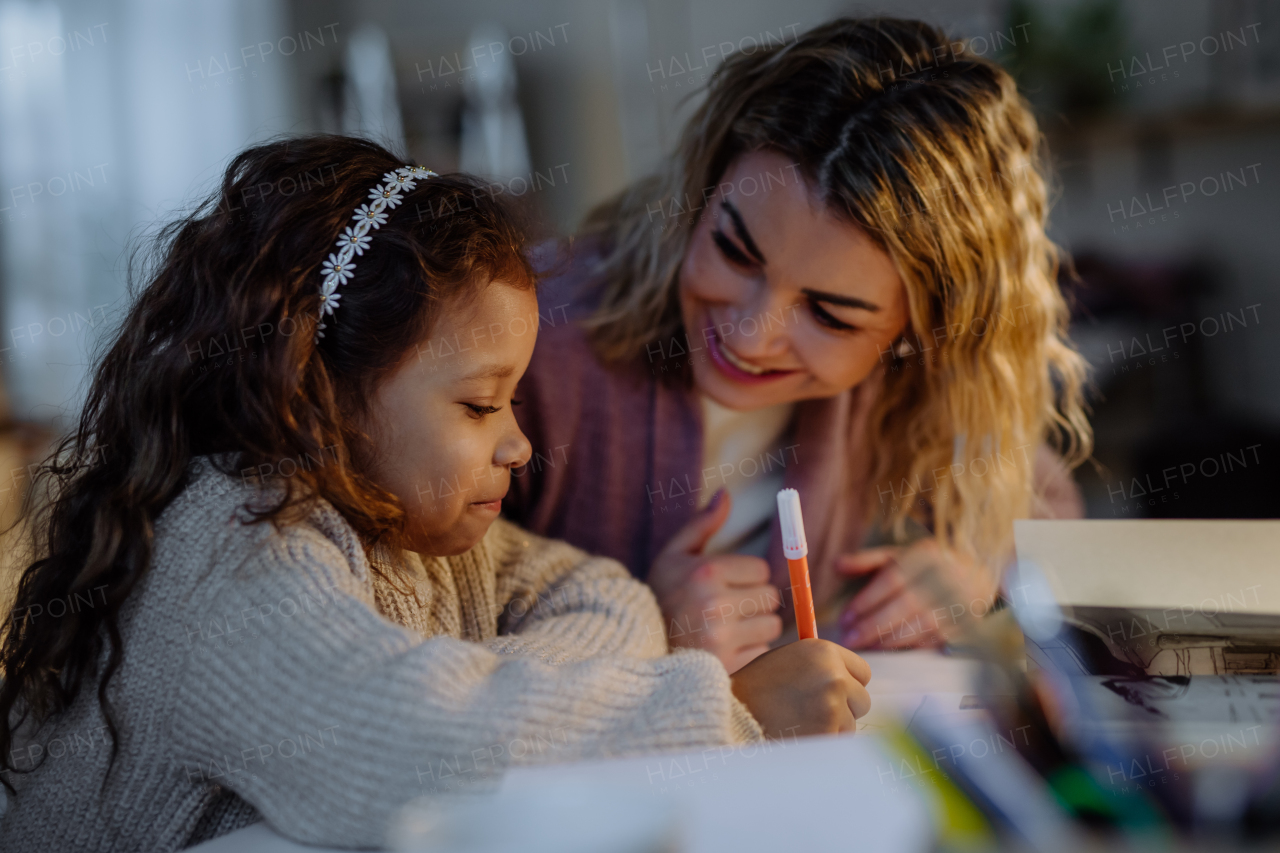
left=315, top=164, right=437, bottom=341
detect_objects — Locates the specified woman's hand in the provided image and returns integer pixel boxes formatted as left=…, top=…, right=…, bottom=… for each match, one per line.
left=836, top=538, right=997, bottom=650
left=730, top=638, right=872, bottom=738
left=647, top=490, right=783, bottom=673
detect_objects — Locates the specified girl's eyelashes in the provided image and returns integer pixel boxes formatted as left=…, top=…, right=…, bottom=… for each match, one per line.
left=462, top=402, right=502, bottom=419
left=808, top=297, right=858, bottom=332
left=462, top=397, right=521, bottom=418
left=711, top=229, right=755, bottom=268
left=511, top=398, right=523, bottom=406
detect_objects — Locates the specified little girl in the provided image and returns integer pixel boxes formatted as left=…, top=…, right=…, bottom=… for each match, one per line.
left=0, top=137, right=869, bottom=851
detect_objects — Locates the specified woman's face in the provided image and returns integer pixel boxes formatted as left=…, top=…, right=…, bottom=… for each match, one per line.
left=678, top=150, right=910, bottom=412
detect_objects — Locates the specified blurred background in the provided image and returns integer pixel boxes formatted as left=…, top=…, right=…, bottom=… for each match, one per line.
left=0, top=0, right=1277, bottom=551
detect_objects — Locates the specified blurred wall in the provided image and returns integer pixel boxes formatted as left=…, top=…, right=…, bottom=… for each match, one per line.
left=0, top=0, right=1276, bottom=521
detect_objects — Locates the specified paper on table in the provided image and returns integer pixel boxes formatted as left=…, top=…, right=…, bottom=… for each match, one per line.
left=856, top=650, right=983, bottom=733
left=1013, top=520, right=1280, bottom=612
left=500, top=732, right=933, bottom=853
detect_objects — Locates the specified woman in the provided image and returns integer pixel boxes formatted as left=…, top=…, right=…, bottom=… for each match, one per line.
left=504, top=18, right=1090, bottom=673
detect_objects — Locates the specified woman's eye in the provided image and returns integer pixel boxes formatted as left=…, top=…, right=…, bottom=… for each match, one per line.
left=712, top=229, right=755, bottom=268
left=463, top=403, right=502, bottom=419
left=809, top=299, right=857, bottom=332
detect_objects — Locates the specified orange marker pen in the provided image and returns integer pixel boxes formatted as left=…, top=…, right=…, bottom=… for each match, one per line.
left=777, top=488, right=818, bottom=640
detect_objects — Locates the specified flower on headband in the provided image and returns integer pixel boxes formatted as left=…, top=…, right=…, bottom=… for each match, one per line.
left=353, top=202, right=389, bottom=229
left=321, top=252, right=355, bottom=286
left=369, top=183, right=405, bottom=209
left=319, top=290, right=341, bottom=317
left=384, top=170, right=417, bottom=191
left=335, top=225, right=373, bottom=256
left=319, top=274, right=344, bottom=317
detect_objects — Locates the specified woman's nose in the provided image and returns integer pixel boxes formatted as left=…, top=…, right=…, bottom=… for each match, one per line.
left=729, top=284, right=795, bottom=358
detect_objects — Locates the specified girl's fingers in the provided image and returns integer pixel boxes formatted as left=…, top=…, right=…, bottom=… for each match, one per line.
left=835, top=546, right=900, bottom=574
left=846, top=681, right=872, bottom=720
left=836, top=646, right=873, bottom=686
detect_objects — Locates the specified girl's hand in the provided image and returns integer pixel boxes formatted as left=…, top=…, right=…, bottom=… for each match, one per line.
left=835, top=539, right=997, bottom=650
left=648, top=490, right=783, bottom=673
left=729, top=638, right=871, bottom=738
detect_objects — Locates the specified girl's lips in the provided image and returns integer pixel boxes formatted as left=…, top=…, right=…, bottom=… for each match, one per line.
left=706, top=331, right=797, bottom=385
left=470, top=499, right=502, bottom=513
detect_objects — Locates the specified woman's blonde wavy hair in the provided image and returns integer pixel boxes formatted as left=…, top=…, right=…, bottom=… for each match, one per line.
left=580, top=17, right=1091, bottom=565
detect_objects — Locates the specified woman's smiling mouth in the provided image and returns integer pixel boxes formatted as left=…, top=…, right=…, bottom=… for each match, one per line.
left=706, top=331, right=798, bottom=385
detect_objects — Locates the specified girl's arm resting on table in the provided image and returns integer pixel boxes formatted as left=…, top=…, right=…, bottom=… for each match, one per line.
left=171, top=526, right=760, bottom=849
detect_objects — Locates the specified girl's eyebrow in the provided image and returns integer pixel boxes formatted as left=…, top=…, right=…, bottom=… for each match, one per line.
left=719, top=199, right=766, bottom=264
left=800, top=288, right=881, bottom=312
left=459, top=363, right=514, bottom=381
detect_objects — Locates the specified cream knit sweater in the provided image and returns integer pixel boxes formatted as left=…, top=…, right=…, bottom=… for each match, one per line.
left=0, top=457, right=762, bottom=851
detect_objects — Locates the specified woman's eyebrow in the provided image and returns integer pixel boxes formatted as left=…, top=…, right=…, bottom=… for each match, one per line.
left=719, top=199, right=766, bottom=264
left=800, top=288, right=881, bottom=312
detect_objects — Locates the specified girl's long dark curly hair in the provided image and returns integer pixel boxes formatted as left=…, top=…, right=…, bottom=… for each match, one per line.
left=0, top=135, right=533, bottom=790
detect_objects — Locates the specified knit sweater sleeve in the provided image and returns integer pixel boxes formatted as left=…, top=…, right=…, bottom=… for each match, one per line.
left=170, top=521, right=762, bottom=849
left=482, top=518, right=668, bottom=662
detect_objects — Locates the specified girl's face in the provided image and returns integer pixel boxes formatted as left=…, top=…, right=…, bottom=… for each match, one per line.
left=678, top=150, right=910, bottom=412
left=363, top=281, right=537, bottom=556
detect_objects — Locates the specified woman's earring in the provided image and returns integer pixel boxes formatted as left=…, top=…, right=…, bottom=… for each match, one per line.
left=892, top=336, right=915, bottom=358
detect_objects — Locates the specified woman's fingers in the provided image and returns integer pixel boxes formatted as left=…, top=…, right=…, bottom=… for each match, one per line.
left=735, top=613, right=784, bottom=647
left=728, top=643, right=772, bottom=674
left=844, top=566, right=908, bottom=622
left=845, top=591, right=937, bottom=649
left=835, top=546, right=899, bottom=575
left=711, top=555, right=773, bottom=588
left=712, top=584, right=781, bottom=623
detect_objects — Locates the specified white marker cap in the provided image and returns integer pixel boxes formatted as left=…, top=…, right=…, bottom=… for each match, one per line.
left=776, top=488, right=808, bottom=560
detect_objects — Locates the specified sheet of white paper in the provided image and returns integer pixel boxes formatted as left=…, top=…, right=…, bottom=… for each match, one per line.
left=1014, top=520, right=1280, bottom=612
left=856, top=649, right=983, bottom=733
left=500, top=732, right=933, bottom=853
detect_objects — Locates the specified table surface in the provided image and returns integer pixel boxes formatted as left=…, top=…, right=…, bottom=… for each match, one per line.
left=189, top=650, right=970, bottom=853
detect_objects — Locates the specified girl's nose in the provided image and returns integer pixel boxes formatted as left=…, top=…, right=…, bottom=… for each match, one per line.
left=495, top=423, right=533, bottom=470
